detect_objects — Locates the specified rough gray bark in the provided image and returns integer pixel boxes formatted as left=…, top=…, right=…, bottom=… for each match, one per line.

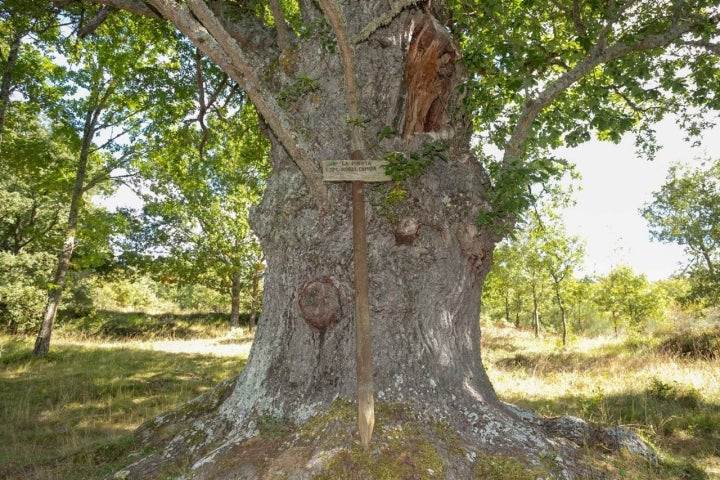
left=247, top=265, right=260, bottom=332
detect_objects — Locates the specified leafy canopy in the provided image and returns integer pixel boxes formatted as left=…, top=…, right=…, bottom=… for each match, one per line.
left=642, top=159, right=720, bottom=304
left=450, top=0, right=720, bottom=229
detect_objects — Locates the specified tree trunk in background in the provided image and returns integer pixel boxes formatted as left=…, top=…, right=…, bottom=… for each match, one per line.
left=229, top=270, right=241, bottom=328
left=33, top=80, right=106, bottom=356
left=532, top=286, right=541, bottom=338
left=0, top=32, right=21, bottom=137
left=248, top=265, right=260, bottom=331
left=33, top=127, right=90, bottom=356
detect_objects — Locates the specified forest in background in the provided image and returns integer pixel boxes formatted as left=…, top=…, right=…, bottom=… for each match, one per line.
left=2, top=1, right=720, bottom=346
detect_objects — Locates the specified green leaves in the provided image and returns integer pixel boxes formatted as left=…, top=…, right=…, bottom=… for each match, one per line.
left=451, top=0, right=720, bottom=228
left=642, top=159, right=720, bottom=305
left=382, top=141, right=448, bottom=183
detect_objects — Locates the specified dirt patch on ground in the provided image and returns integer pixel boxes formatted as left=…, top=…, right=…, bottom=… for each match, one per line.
left=56, top=334, right=254, bottom=358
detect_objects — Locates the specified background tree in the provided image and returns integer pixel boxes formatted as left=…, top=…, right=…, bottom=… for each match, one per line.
left=531, top=208, right=585, bottom=345
left=482, top=204, right=584, bottom=344
left=54, top=0, right=720, bottom=475
left=642, top=159, right=720, bottom=306
left=594, top=264, right=666, bottom=335
left=481, top=242, right=526, bottom=327
left=131, top=95, right=270, bottom=328
left=1, top=3, right=74, bottom=334
left=32, top=10, right=187, bottom=355
left=0, top=0, right=63, bottom=136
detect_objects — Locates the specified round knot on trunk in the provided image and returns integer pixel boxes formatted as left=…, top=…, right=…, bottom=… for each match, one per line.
left=394, top=217, right=421, bottom=245
left=298, top=278, right=340, bottom=330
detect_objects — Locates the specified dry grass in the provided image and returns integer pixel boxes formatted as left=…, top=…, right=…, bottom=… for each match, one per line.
left=0, top=328, right=250, bottom=480
left=2, top=314, right=718, bottom=479
left=482, top=324, right=720, bottom=479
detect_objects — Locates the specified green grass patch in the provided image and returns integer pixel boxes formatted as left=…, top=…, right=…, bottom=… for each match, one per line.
left=0, top=329, right=246, bottom=480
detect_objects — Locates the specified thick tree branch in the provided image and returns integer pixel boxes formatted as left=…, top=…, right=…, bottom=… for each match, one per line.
left=268, top=0, right=290, bottom=51
left=82, top=170, right=111, bottom=193
left=318, top=0, right=362, bottom=153
left=503, top=15, right=715, bottom=163
left=680, top=40, right=720, bottom=55
left=78, top=5, right=114, bottom=37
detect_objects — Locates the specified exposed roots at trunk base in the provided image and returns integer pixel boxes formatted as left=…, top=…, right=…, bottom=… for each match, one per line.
left=111, top=379, right=656, bottom=480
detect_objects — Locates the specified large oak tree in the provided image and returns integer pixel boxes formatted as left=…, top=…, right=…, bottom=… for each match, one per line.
left=57, top=0, right=719, bottom=477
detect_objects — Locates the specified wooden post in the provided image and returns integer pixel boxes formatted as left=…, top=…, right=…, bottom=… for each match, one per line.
left=351, top=177, right=374, bottom=448
left=323, top=154, right=389, bottom=448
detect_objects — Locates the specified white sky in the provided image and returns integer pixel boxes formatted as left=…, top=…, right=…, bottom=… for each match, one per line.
left=557, top=117, right=720, bottom=281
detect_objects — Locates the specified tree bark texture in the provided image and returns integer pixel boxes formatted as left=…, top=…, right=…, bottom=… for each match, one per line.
left=248, top=265, right=260, bottom=331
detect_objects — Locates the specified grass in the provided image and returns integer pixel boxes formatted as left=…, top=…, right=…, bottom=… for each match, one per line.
left=1, top=312, right=718, bottom=479
left=482, top=324, right=720, bottom=479
left=0, top=315, right=249, bottom=480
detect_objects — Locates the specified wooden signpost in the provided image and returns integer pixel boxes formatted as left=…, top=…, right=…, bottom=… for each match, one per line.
left=322, top=154, right=389, bottom=448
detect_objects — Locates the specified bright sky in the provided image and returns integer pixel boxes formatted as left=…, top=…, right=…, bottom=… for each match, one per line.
left=557, top=117, right=720, bottom=281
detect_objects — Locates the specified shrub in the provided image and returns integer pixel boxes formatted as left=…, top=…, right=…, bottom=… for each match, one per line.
left=0, top=251, right=54, bottom=333
left=658, top=327, right=720, bottom=359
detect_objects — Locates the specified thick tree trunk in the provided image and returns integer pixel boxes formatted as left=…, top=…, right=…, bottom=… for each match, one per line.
left=229, top=270, right=241, bottom=328
left=247, top=265, right=260, bottom=331
left=106, top=3, right=655, bottom=478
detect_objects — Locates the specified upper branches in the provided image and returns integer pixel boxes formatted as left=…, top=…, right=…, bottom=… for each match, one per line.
left=76, top=0, right=326, bottom=206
